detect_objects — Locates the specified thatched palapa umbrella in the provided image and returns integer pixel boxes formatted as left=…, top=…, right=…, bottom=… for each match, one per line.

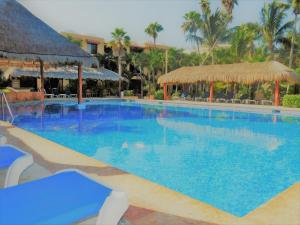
left=11, top=67, right=121, bottom=81
left=157, top=61, right=300, bottom=106
left=0, top=0, right=97, bottom=103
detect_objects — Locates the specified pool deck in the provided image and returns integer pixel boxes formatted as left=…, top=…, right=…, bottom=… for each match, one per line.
left=1, top=100, right=300, bottom=225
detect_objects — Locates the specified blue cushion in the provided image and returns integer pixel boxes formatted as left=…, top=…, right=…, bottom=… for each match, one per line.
left=0, top=146, right=25, bottom=169
left=0, top=171, right=112, bottom=225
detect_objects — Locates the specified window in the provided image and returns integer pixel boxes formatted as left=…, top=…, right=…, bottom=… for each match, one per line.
left=87, top=43, right=98, bottom=55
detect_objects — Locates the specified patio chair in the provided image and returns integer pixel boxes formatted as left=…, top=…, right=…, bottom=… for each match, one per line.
left=0, top=169, right=128, bottom=225
left=65, top=90, right=77, bottom=98
left=215, top=92, right=226, bottom=103
left=86, top=89, right=92, bottom=98
left=0, top=145, right=34, bottom=188
left=52, top=88, right=59, bottom=98
left=43, top=89, right=54, bottom=98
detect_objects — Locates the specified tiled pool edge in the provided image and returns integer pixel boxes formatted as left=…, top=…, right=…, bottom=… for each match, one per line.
left=1, top=121, right=299, bottom=225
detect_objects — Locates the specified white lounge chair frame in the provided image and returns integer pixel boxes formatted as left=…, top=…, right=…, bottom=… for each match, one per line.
left=2, top=145, right=34, bottom=188
left=56, top=169, right=129, bottom=225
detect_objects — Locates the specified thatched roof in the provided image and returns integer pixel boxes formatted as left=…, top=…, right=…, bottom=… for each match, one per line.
left=158, top=61, right=300, bottom=85
left=0, top=0, right=96, bottom=66
left=11, top=67, right=121, bottom=81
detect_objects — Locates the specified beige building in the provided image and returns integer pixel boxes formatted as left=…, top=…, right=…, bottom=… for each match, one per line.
left=61, top=32, right=169, bottom=56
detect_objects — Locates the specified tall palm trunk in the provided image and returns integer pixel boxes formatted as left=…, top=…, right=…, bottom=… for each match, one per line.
left=289, top=13, right=298, bottom=68
left=118, top=55, right=122, bottom=97
left=268, top=41, right=274, bottom=59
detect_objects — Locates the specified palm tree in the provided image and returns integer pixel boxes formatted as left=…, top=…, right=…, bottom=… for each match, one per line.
left=221, top=0, right=238, bottom=18
left=261, top=0, right=292, bottom=59
left=109, top=28, right=130, bottom=96
left=145, top=22, right=164, bottom=46
left=130, top=52, right=147, bottom=97
left=182, top=11, right=202, bottom=55
left=198, top=0, right=229, bottom=64
left=288, top=0, right=300, bottom=68
left=230, top=23, right=261, bottom=61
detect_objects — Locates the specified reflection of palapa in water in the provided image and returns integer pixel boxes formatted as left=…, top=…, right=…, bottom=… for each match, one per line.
left=156, top=118, right=283, bottom=151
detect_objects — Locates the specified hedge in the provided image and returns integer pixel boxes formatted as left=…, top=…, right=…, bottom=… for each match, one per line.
left=282, top=95, right=300, bottom=108
left=154, top=89, right=164, bottom=100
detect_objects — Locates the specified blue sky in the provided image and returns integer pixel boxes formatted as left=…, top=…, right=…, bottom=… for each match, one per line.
left=19, top=0, right=293, bottom=50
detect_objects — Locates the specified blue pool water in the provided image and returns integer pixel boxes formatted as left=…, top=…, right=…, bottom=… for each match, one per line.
left=9, top=100, right=300, bottom=217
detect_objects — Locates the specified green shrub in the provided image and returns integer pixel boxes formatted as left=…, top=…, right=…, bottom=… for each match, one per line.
left=124, top=90, right=134, bottom=96
left=154, top=89, right=164, bottom=100
left=172, top=91, right=180, bottom=97
left=282, top=95, right=300, bottom=108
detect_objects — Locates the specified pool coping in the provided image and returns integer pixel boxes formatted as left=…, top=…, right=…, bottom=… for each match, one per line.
left=38, top=97, right=300, bottom=117
left=2, top=99, right=300, bottom=225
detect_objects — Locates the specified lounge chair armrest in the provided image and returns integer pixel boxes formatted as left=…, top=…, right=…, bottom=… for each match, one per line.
left=5, top=154, right=34, bottom=187
left=96, top=190, right=128, bottom=225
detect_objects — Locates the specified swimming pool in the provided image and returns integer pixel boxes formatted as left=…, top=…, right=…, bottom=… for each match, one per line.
left=9, top=100, right=300, bottom=217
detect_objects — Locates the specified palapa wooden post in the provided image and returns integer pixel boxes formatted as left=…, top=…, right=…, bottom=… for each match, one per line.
left=209, top=81, right=214, bottom=103
left=78, top=63, right=83, bottom=104
left=39, top=60, right=44, bottom=101
left=274, top=80, right=280, bottom=106
left=163, top=82, right=167, bottom=100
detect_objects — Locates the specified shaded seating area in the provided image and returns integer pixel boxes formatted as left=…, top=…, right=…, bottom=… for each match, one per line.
left=0, top=0, right=97, bottom=104
left=158, top=61, right=300, bottom=106
left=9, top=67, right=121, bottom=98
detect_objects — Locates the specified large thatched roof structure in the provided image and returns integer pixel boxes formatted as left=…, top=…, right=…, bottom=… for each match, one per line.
left=158, top=61, right=300, bottom=85
left=0, top=0, right=96, bottom=66
left=11, top=67, right=121, bottom=81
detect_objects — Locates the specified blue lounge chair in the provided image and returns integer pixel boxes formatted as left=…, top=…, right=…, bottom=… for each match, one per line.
left=0, top=170, right=128, bottom=225
left=0, top=145, right=33, bottom=187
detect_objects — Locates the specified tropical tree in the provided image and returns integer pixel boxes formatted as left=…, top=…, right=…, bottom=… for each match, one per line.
left=230, top=23, right=261, bottom=61
left=145, top=22, right=164, bottom=46
left=198, top=0, right=229, bottom=64
left=221, top=0, right=238, bottom=19
left=261, top=0, right=292, bottom=59
left=65, top=35, right=82, bottom=47
left=288, top=0, right=300, bottom=68
left=130, top=52, right=148, bottom=97
left=109, top=28, right=130, bottom=96
left=144, top=49, right=164, bottom=94
left=182, top=11, right=202, bottom=55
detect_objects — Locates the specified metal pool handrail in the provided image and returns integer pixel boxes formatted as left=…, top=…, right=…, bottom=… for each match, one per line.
left=0, top=91, right=14, bottom=123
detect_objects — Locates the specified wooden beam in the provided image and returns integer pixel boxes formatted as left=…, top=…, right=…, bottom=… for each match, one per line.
left=274, top=80, right=280, bottom=106
left=209, top=81, right=214, bottom=103
left=163, top=82, right=167, bottom=100
left=40, top=60, right=45, bottom=101
left=78, top=64, right=83, bottom=104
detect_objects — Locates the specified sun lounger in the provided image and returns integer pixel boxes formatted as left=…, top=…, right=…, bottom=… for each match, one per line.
left=58, top=94, right=67, bottom=98
left=41, top=89, right=54, bottom=98
left=0, top=169, right=128, bottom=225
left=228, top=99, right=241, bottom=104
left=216, top=98, right=226, bottom=103
left=261, top=100, right=273, bottom=105
left=243, top=99, right=257, bottom=104
left=0, top=145, right=33, bottom=188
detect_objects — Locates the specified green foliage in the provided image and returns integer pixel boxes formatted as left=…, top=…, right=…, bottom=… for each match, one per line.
left=145, top=22, right=164, bottom=45
left=282, top=94, right=300, bottom=107
left=146, top=82, right=156, bottom=95
left=172, top=91, right=181, bottom=98
left=261, top=0, right=292, bottom=56
left=124, top=90, right=134, bottom=96
left=230, top=23, right=261, bottom=61
left=65, top=35, right=82, bottom=47
left=236, top=85, right=249, bottom=98
left=154, top=89, right=164, bottom=100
